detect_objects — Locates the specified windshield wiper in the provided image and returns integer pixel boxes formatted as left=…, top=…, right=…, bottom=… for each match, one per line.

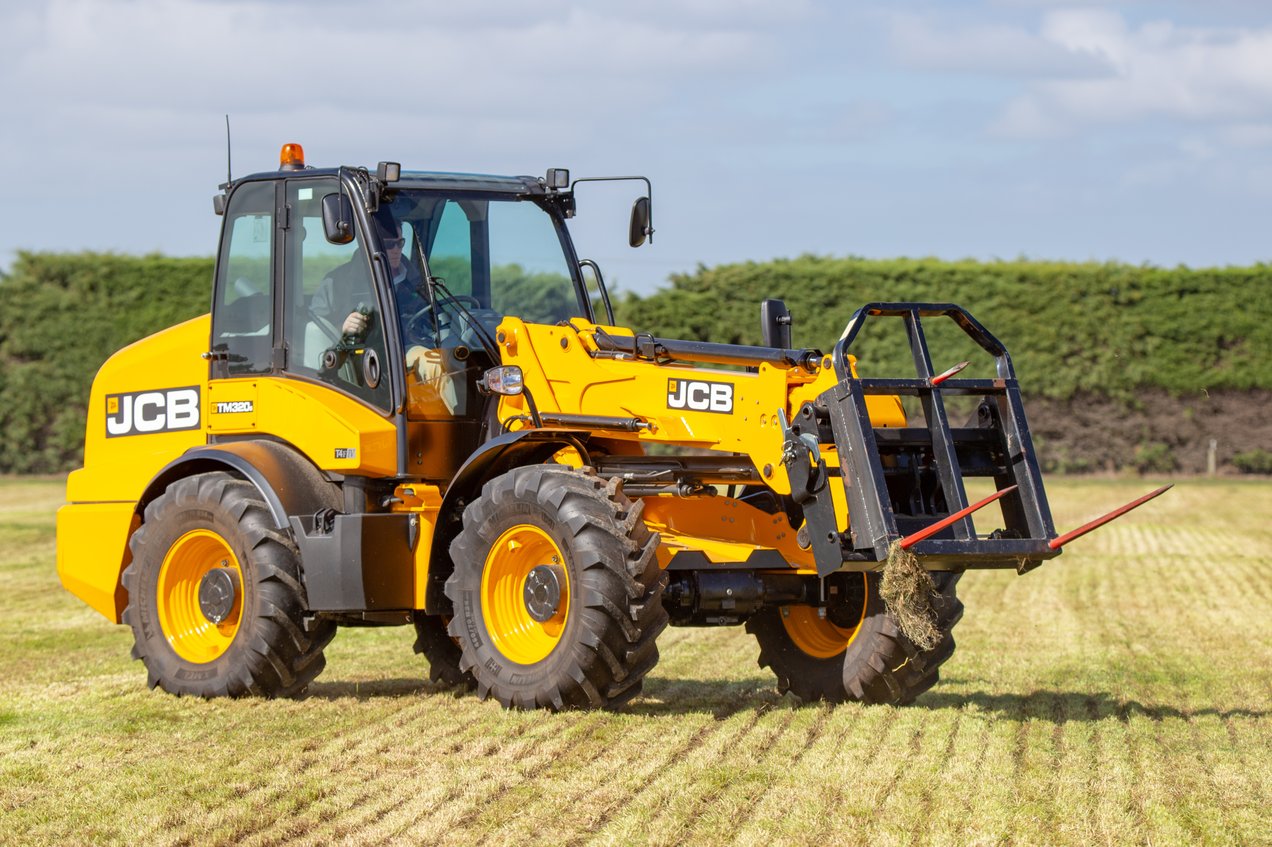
left=428, top=277, right=501, bottom=361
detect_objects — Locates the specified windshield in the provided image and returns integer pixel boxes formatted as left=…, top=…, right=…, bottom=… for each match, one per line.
left=377, top=189, right=584, bottom=421
left=383, top=190, right=583, bottom=330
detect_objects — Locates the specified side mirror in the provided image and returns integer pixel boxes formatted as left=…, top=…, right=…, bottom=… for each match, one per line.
left=760, top=298, right=793, bottom=349
left=321, top=193, right=355, bottom=245
left=629, top=196, right=652, bottom=248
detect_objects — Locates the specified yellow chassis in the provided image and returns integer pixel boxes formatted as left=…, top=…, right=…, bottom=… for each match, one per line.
left=58, top=315, right=904, bottom=622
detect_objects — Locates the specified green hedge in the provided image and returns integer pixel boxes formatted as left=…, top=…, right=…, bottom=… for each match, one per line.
left=3, top=252, right=1269, bottom=475
left=615, top=256, right=1272, bottom=399
left=0, top=253, right=212, bottom=474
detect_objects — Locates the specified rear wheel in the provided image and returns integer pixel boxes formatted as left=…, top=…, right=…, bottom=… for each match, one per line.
left=445, top=466, right=667, bottom=710
left=122, top=472, right=334, bottom=698
left=746, top=571, right=962, bottom=704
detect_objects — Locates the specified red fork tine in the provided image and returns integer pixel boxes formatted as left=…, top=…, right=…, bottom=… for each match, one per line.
left=899, top=485, right=1019, bottom=551
left=1048, top=484, right=1174, bottom=550
left=930, top=360, right=970, bottom=386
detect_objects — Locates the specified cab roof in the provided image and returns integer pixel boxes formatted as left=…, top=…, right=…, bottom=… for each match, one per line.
left=236, top=166, right=545, bottom=196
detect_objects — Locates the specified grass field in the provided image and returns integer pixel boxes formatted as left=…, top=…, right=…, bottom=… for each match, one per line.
left=1, top=477, right=1269, bottom=846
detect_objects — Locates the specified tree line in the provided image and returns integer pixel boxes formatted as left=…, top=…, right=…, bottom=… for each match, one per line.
left=2, top=251, right=1268, bottom=475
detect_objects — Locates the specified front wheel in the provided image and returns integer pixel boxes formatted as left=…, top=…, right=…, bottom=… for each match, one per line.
left=122, top=472, right=334, bottom=698
left=444, top=466, right=667, bottom=710
left=746, top=572, right=962, bottom=704
left=412, top=613, right=474, bottom=688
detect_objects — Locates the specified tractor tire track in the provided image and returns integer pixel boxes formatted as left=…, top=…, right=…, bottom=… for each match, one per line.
left=559, top=702, right=768, bottom=846
left=905, top=708, right=965, bottom=844
left=307, top=712, right=557, bottom=845
left=183, top=696, right=471, bottom=847
left=803, top=706, right=901, bottom=843
left=717, top=696, right=834, bottom=839
left=659, top=706, right=800, bottom=845
left=365, top=713, right=620, bottom=845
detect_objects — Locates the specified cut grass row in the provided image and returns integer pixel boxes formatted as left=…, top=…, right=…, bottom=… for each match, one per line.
left=1, top=477, right=1268, bottom=845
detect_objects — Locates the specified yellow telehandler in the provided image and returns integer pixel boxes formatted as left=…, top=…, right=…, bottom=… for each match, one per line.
left=56, top=144, right=1165, bottom=708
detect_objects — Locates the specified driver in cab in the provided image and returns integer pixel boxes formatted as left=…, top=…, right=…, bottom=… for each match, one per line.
left=312, top=214, right=426, bottom=339
left=311, top=211, right=464, bottom=415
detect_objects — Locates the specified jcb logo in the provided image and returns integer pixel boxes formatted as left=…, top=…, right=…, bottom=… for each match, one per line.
left=667, top=378, right=733, bottom=414
left=105, top=387, right=201, bottom=437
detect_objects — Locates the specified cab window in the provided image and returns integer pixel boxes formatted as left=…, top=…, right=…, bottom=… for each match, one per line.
left=414, top=195, right=581, bottom=326
left=211, top=181, right=274, bottom=375
left=487, top=200, right=577, bottom=326
left=427, top=200, right=474, bottom=294
left=282, top=179, right=392, bottom=410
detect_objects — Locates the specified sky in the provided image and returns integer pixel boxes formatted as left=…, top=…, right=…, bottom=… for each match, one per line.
left=2, top=0, right=1271, bottom=294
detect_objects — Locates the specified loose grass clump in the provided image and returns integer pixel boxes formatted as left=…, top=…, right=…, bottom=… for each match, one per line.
left=880, top=540, right=940, bottom=649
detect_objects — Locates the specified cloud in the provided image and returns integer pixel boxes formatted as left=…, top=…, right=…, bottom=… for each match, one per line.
left=0, top=0, right=805, bottom=271
left=6, top=0, right=776, bottom=123
left=992, top=10, right=1272, bottom=137
left=888, top=11, right=1113, bottom=77
left=1220, top=123, right=1272, bottom=148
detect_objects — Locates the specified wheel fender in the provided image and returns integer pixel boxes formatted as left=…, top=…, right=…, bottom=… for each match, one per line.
left=424, top=429, right=590, bottom=614
left=139, top=441, right=342, bottom=530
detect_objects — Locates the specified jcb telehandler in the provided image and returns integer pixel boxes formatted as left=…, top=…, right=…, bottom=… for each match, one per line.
left=57, top=144, right=1166, bottom=709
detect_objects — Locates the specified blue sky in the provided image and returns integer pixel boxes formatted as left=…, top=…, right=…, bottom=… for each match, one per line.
left=2, top=0, right=1271, bottom=294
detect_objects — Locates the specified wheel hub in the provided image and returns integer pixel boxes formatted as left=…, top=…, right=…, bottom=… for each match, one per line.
left=523, top=564, right=564, bottom=623
left=198, top=567, right=241, bottom=624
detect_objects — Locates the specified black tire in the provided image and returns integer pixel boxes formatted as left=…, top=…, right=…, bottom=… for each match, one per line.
left=444, top=465, right=667, bottom=710
left=746, top=571, right=963, bottom=705
left=121, top=472, right=335, bottom=698
left=412, top=613, right=475, bottom=688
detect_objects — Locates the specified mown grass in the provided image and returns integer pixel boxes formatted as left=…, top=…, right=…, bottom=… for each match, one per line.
left=1, top=476, right=1269, bottom=846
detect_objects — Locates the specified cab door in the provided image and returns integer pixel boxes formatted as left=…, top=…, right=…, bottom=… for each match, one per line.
left=207, top=176, right=399, bottom=478
left=209, top=180, right=277, bottom=379
left=281, top=177, right=393, bottom=410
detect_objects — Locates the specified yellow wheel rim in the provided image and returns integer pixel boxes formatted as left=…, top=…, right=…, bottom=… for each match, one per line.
left=480, top=524, right=570, bottom=665
left=781, top=575, right=868, bottom=659
left=156, top=529, right=244, bottom=663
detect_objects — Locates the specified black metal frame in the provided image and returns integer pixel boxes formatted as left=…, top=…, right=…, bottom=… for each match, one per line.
left=812, top=303, right=1059, bottom=572
left=590, top=327, right=823, bottom=371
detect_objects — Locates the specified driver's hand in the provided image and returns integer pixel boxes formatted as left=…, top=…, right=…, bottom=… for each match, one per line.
left=342, top=311, right=368, bottom=336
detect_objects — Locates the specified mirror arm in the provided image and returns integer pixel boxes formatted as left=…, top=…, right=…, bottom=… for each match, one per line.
left=569, top=176, right=654, bottom=244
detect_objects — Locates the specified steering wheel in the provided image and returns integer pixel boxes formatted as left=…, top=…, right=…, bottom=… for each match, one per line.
left=405, top=295, right=483, bottom=343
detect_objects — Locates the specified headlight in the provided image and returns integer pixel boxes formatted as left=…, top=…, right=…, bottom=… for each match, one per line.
left=480, top=366, right=524, bottom=396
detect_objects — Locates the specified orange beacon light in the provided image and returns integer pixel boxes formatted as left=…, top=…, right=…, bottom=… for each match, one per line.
left=279, top=143, right=305, bottom=170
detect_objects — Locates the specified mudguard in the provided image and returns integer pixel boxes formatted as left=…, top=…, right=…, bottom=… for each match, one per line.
left=140, top=440, right=342, bottom=528
left=423, top=428, right=591, bottom=613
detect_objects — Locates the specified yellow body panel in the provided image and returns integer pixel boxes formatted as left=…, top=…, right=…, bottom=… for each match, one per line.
left=60, top=316, right=212, bottom=621
left=69, top=315, right=211, bottom=504
left=391, top=484, right=445, bottom=610
left=495, top=318, right=905, bottom=497
left=61, top=313, right=400, bottom=621
left=642, top=496, right=815, bottom=571
left=56, top=503, right=138, bottom=622
left=206, top=378, right=397, bottom=476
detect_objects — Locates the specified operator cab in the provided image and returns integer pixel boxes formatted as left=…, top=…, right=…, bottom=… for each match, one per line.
left=210, top=146, right=645, bottom=482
